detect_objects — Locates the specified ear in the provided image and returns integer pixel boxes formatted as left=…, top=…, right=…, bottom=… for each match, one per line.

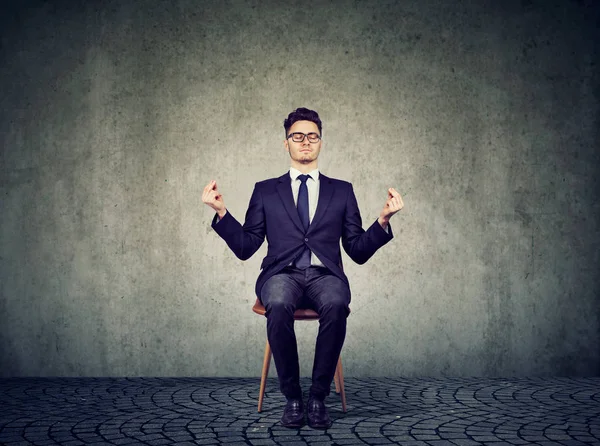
left=284, top=138, right=289, bottom=152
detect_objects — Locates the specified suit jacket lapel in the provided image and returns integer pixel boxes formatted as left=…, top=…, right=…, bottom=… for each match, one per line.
left=309, top=173, right=334, bottom=233
left=276, top=173, right=304, bottom=233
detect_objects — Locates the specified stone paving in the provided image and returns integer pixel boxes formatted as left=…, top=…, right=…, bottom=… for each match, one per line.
left=0, top=377, right=599, bottom=446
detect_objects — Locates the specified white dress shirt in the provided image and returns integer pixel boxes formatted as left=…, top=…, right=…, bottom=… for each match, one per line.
left=289, top=167, right=324, bottom=267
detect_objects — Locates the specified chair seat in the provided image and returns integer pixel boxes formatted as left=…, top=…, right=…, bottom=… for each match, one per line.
left=252, top=300, right=320, bottom=320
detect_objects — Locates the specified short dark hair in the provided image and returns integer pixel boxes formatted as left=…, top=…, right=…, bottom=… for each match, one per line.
left=283, top=107, right=322, bottom=136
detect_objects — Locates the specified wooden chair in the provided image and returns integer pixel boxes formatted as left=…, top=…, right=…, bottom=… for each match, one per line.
left=252, top=298, right=347, bottom=413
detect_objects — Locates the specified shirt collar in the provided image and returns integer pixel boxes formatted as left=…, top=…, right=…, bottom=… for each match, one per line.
left=289, top=167, right=320, bottom=182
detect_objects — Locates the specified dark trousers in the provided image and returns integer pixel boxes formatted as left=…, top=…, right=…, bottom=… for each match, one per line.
left=259, top=265, right=350, bottom=401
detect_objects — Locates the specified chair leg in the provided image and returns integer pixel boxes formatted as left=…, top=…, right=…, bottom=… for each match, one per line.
left=258, top=340, right=272, bottom=413
left=334, top=363, right=341, bottom=394
left=337, top=355, right=347, bottom=413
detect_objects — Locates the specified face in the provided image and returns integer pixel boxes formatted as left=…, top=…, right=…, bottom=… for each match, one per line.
left=284, top=120, right=322, bottom=167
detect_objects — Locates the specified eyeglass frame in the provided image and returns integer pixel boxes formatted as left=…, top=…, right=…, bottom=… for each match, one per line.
left=286, top=132, right=322, bottom=143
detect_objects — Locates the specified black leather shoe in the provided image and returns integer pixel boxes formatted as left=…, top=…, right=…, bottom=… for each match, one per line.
left=281, top=398, right=304, bottom=428
left=307, top=397, right=332, bottom=429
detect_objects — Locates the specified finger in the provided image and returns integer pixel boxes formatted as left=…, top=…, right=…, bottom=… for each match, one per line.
left=390, top=189, right=401, bottom=200
left=203, top=186, right=219, bottom=203
left=204, top=181, right=217, bottom=195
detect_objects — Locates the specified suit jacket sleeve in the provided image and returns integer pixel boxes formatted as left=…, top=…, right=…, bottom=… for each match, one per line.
left=211, top=184, right=265, bottom=260
left=342, top=184, right=393, bottom=264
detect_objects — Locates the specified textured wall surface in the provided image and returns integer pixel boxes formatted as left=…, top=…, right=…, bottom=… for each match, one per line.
left=1, top=0, right=598, bottom=377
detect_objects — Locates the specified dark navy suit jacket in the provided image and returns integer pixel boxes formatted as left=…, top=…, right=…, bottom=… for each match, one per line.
left=211, top=172, right=394, bottom=298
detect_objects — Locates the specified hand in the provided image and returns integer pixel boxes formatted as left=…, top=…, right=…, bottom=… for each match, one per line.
left=202, top=180, right=226, bottom=218
left=378, top=187, right=404, bottom=226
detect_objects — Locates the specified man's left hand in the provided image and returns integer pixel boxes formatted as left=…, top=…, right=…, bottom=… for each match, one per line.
left=378, top=187, right=404, bottom=229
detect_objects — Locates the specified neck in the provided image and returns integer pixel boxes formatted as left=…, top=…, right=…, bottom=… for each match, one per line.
left=291, top=161, right=318, bottom=174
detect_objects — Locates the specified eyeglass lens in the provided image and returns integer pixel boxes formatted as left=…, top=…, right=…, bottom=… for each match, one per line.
left=290, top=132, right=320, bottom=143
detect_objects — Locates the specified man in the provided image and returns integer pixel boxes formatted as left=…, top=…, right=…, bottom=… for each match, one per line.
left=202, top=108, right=403, bottom=429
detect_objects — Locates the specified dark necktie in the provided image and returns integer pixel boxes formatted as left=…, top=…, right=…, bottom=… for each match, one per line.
left=295, top=174, right=311, bottom=269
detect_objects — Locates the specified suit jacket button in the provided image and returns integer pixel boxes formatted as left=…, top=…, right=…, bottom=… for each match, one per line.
left=304, top=238, right=308, bottom=242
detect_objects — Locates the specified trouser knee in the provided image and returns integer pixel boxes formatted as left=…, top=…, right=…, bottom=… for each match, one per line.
left=265, top=299, right=296, bottom=321
left=319, top=300, right=349, bottom=322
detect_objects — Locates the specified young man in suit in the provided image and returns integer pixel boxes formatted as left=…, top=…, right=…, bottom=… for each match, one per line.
left=202, top=108, right=403, bottom=428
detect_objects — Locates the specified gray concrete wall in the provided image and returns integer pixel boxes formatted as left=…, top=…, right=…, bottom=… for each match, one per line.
left=1, top=0, right=598, bottom=377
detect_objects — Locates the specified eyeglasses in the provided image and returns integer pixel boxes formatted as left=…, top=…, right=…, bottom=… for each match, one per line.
left=287, top=132, right=321, bottom=143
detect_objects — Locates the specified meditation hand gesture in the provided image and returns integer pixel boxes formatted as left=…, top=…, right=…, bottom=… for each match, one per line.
left=202, top=180, right=227, bottom=218
left=378, top=187, right=403, bottom=229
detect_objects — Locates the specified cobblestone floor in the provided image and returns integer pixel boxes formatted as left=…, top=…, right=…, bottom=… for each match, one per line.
left=0, top=377, right=599, bottom=446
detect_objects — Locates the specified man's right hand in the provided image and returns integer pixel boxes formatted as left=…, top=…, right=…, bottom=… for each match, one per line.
left=202, top=180, right=227, bottom=218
